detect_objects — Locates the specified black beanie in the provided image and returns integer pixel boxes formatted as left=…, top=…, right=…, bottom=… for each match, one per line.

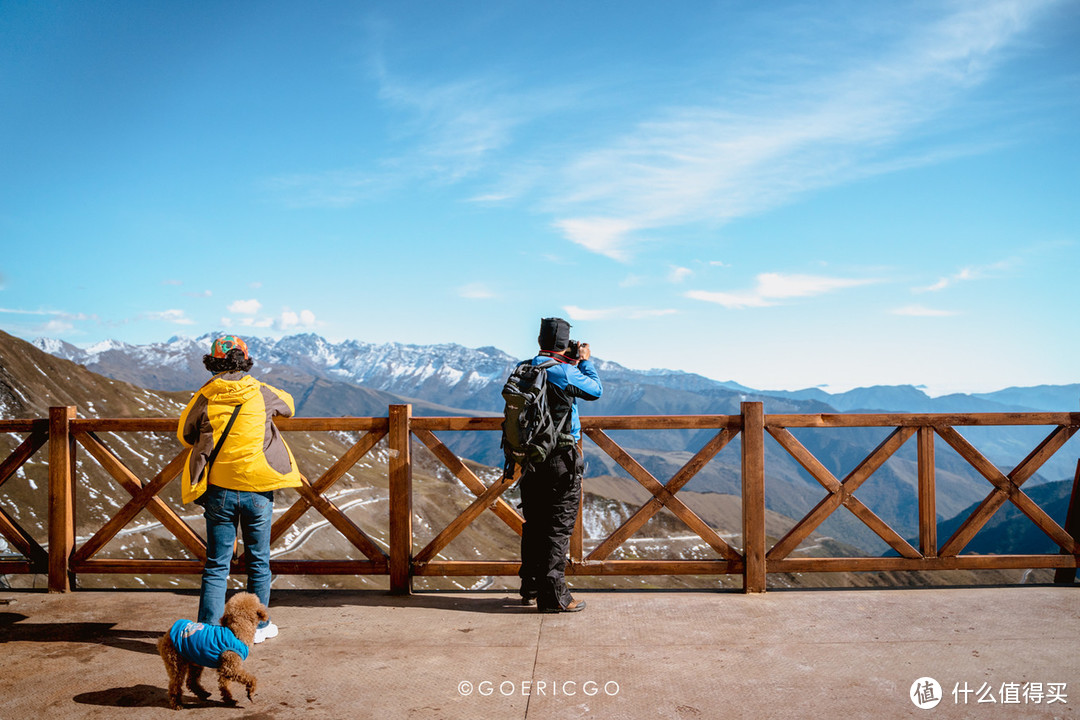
left=538, top=317, right=571, bottom=351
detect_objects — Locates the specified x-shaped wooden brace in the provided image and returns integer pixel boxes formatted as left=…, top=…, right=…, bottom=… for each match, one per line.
left=410, top=428, right=524, bottom=566
left=936, top=424, right=1080, bottom=556
left=265, top=428, right=389, bottom=564
left=583, top=427, right=742, bottom=562
left=73, top=431, right=206, bottom=563
left=0, top=427, right=50, bottom=568
left=766, top=426, right=921, bottom=561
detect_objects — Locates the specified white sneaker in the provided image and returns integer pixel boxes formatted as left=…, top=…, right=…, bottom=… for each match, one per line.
left=254, top=622, right=278, bottom=644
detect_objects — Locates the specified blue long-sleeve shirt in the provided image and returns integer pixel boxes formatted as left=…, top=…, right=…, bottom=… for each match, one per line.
left=531, top=354, right=602, bottom=441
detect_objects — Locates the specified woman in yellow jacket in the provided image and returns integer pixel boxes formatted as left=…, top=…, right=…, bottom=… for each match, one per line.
left=178, top=335, right=302, bottom=644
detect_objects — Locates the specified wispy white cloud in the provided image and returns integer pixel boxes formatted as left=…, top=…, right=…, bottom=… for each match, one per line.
left=267, top=1, right=1059, bottom=256
left=686, top=272, right=879, bottom=309
left=0, top=307, right=98, bottom=334
left=145, top=309, right=195, bottom=325
left=913, top=259, right=1014, bottom=293
left=0, top=307, right=77, bottom=317
left=548, top=0, right=1059, bottom=259
left=229, top=299, right=262, bottom=315
left=374, top=61, right=591, bottom=191
left=270, top=58, right=584, bottom=208
left=563, top=305, right=678, bottom=321
left=277, top=309, right=318, bottom=330
left=223, top=309, right=319, bottom=331
left=668, top=266, right=693, bottom=284
left=239, top=317, right=274, bottom=328
left=892, top=305, right=961, bottom=317
left=553, top=218, right=638, bottom=262
left=41, top=318, right=73, bottom=333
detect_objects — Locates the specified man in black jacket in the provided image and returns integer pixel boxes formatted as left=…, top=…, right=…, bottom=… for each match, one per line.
left=519, top=317, right=603, bottom=613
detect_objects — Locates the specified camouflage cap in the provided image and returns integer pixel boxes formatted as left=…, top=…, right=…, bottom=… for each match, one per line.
left=210, top=335, right=249, bottom=359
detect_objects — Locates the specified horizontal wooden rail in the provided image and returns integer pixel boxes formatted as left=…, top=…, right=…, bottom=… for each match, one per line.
left=411, top=560, right=754, bottom=579
left=0, top=419, right=49, bottom=434
left=770, top=555, right=1080, bottom=573
left=67, top=417, right=392, bottom=433
left=0, top=405, right=1075, bottom=593
left=765, top=412, right=1080, bottom=428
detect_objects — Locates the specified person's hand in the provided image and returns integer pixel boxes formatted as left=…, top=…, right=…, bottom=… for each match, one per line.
left=578, top=343, right=591, bottom=361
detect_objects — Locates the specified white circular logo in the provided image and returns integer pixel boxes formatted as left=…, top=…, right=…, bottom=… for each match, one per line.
left=910, top=677, right=942, bottom=709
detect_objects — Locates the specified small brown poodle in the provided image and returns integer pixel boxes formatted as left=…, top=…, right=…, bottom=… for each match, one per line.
left=157, top=592, right=269, bottom=709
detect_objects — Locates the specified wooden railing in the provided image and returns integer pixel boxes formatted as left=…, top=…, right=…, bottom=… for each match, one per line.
left=763, top=412, right=1080, bottom=579
left=0, top=418, right=49, bottom=577
left=0, top=404, right=1077, bottom=594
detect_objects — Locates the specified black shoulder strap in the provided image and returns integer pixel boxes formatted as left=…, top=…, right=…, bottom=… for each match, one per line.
left=541, top=363, right=573, bottom=437
left=207, top=403, right=243, bottom=471
left=554, top=401, right=572, bottom=435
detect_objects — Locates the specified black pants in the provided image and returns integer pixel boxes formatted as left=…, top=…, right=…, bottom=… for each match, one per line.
left=518, top=445, right=582, bottom=610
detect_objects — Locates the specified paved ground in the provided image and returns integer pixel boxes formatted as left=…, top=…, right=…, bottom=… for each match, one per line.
left=0, top=585, right=1077, bottom=719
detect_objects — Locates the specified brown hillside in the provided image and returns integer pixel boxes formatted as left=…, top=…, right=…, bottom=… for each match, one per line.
left=0, top=330, right=1048, bottom=591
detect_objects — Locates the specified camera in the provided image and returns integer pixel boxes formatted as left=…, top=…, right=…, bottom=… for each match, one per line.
left=566, top=340, right=586, bottom=360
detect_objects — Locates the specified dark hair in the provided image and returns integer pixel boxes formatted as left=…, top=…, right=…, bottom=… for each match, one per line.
left=203, top=348, right=254, bottom=374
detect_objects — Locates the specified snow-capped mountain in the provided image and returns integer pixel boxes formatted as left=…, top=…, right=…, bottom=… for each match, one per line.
left=36, top=332, right=769, bottom=415
left=12, top=329, right=1080, bottom=557
left=34, top=331, right=1079, bottom=416
left=37, top=333, right=516, bottom=407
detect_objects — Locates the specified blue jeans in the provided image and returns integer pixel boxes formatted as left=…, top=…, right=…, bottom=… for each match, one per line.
left=197, top=485, right=274, bottom=627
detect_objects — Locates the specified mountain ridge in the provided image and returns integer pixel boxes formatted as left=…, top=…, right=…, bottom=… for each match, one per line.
left=16, top=330, right=1080, bottom=553
left=1, top=329, right=1070, bottom=585
left=33, top=331, right=1078, bottom=414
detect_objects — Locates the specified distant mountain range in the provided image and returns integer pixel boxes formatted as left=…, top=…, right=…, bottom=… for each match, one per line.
left=0, top=330, right=856, bottom=591
left=33, top=331, right=1079, bottom=414
left=1, top=328, right=1074, bottom=580
left=932, top=476, right=1078, bottom=556
left=7, top=329, right=768, bottom=591
left=21, top=331, right=1080, bottom=554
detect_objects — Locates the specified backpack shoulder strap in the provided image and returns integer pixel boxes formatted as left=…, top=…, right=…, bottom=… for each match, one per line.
left=207, top=403, right=243, bottom=470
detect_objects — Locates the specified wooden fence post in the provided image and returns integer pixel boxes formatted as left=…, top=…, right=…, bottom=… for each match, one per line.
left=918, top=426, right=937, bottom=558
left=48, top=406, right=77, bottom=592
left=571, top=437, right=584, bottom=563
left=1053, top=459, right=1080, bottom=584
left=741, top=402, right=766, bottom=593
left=388, top=404, right=413, bottom=594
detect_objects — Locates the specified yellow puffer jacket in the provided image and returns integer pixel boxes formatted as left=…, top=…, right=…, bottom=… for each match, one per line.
left=178, top=372, right=303, bottom=494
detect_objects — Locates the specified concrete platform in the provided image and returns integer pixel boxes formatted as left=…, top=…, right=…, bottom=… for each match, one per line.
left=0, top=586, right=1077, bottom=719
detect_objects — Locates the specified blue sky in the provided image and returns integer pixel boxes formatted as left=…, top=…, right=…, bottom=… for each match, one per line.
left=2, top=1, right=1078, bottom=395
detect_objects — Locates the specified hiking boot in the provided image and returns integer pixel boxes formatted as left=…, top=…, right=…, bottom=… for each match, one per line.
left=539, top=599, right=586, bottom=613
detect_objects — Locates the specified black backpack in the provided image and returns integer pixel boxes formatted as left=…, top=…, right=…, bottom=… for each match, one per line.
left=500, top=359, right=570, bottom=476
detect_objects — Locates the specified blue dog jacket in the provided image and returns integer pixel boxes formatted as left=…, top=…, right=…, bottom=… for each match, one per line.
left=168, top=620, right=249, bottom=668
